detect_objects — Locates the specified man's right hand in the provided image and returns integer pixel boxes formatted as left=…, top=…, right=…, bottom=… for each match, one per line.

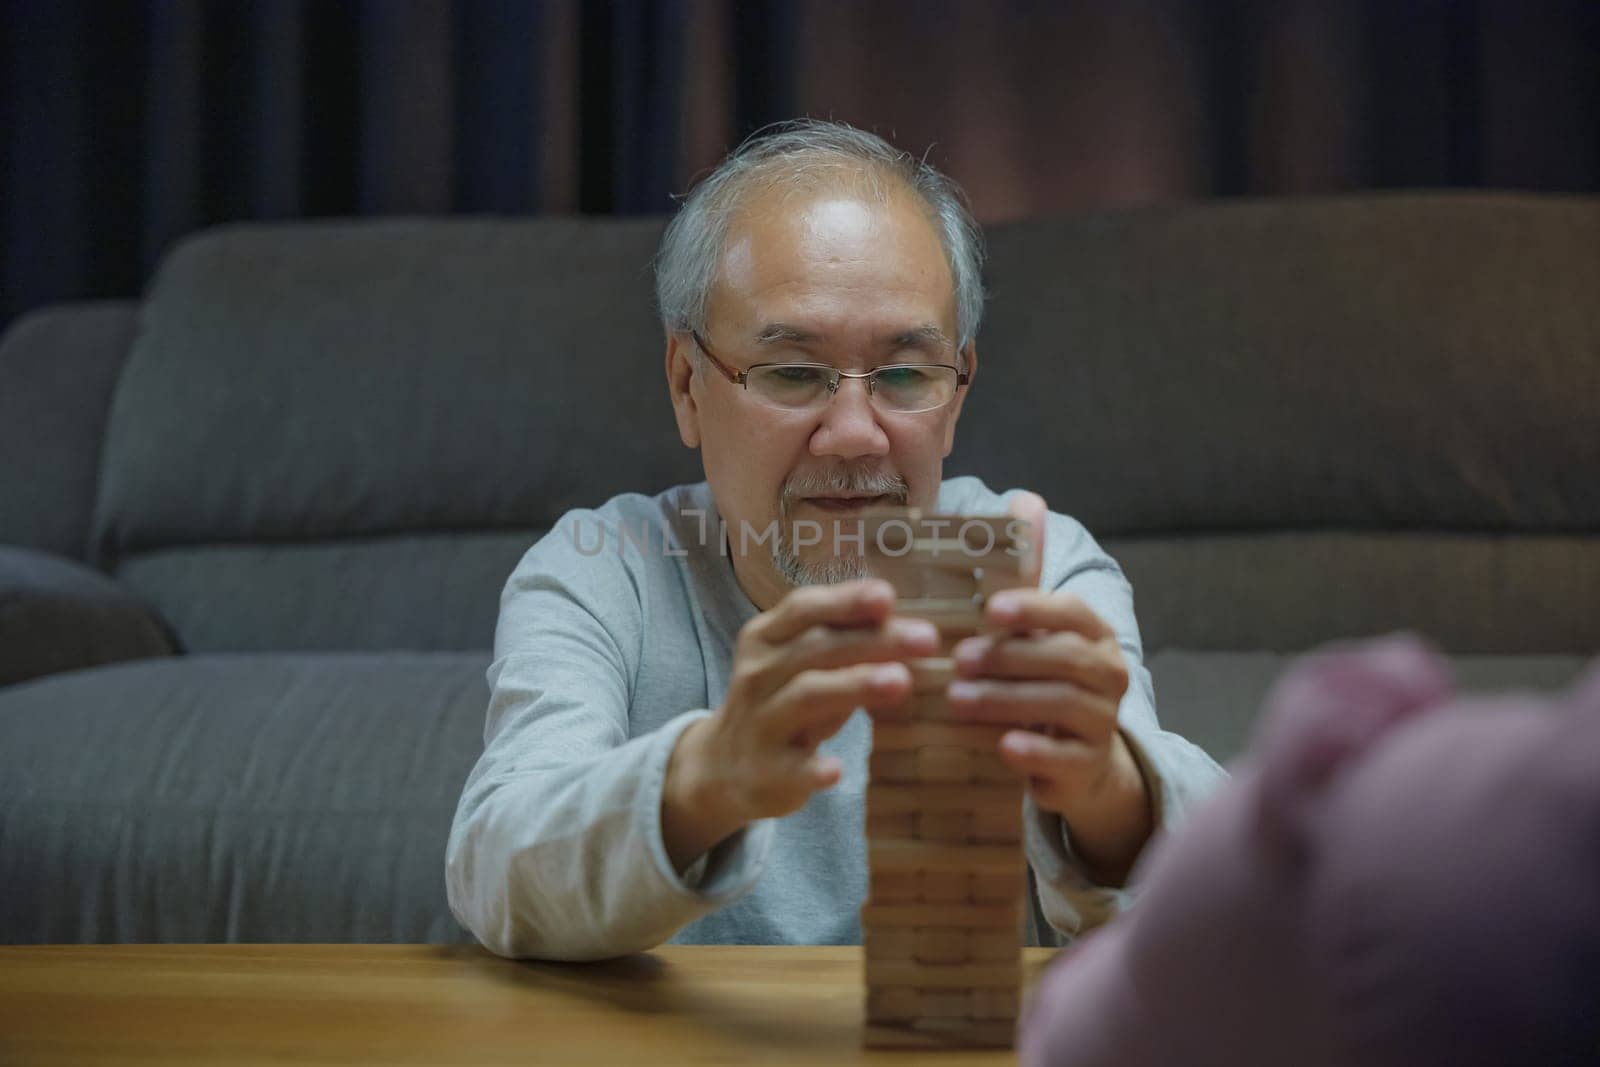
left=661, top=578, right=938, bottom=873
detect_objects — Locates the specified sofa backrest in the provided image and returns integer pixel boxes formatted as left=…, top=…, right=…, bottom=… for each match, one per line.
left=970, top=194, right=1600, bottom=653
left=90, top=195, right=1600, bottom=654
left=93, top=218, right=698, bottom=651
left=0, top=302, right=139, bottom=560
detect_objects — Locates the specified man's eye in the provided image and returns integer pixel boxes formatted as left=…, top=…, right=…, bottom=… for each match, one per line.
left=877, top=366, right=930, bottom=387
left=772, top=366, right=828, bottom=384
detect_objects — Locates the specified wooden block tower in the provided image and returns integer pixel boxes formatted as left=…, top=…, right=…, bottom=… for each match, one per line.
left=857, top=509, right=1034, bottom=1050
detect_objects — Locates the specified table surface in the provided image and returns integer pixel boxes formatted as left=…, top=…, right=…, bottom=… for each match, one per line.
left=0, top=944, right=1059, bottom=1065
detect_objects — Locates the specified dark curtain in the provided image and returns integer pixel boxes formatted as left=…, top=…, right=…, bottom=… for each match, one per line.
left=2, top=0, right=1597, bottom=333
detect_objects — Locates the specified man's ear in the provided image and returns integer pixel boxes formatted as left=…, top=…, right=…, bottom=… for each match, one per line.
left=665, top=330, right=702, bottom=449
left=940, top=340, right=977, bottom=457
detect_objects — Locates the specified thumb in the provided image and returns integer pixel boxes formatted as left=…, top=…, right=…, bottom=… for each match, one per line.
left=1007, top=490, right=1047, bottom=585
left=804, top=754, right=844, bottom=792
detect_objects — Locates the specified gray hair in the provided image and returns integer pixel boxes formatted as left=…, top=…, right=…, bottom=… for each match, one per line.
left=655, top=119, right=986, bottom=348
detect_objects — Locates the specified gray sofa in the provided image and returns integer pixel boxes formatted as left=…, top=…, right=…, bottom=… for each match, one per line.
left=3, top=194, right=1596, bottom=944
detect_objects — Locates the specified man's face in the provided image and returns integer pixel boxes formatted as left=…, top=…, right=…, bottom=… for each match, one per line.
left=666, top=182, right=974, bottom=608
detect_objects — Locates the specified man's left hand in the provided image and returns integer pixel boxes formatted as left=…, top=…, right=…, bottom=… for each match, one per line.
left=946, top=491, right=1154, bottom=885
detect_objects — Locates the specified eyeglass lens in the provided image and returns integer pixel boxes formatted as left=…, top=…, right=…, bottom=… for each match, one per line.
left=746, top=365, right=959, bottom=412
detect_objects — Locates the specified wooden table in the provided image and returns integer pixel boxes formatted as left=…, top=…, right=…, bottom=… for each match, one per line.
left=0, top=945, right=1058, bottom=1065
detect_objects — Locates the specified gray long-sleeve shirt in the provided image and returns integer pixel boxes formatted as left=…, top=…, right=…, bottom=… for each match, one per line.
left=446, top=478, right=1226, bottom=961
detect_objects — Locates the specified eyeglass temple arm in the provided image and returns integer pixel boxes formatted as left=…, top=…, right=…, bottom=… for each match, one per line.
left=688, top=331, right=746, bottom=385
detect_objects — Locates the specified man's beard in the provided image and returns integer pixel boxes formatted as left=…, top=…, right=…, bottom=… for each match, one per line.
left=771, top=466, right=910, bottom=587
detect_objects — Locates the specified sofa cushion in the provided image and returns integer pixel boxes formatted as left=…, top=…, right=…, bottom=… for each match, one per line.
left=113, top=531, right=539, bottom=653
left=92, top=218, right=701, bottom=564
left=1107, top=531, right=1600, bottom=655
left=0, top=302, right=138, bottom=559
left=0, top=545, right=175, bottom=686
left=968, top=193, right=1600, bottom=536
left=1148, top=648, right=1592, bottom=765
left=0, top=652, right=489, bottom=943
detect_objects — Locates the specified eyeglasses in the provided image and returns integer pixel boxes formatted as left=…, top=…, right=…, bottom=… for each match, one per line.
left=690, top=331, right=969, bottom=414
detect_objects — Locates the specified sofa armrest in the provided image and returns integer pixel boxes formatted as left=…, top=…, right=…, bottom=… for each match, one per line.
left=0, top=301, right=140, bottom=560
left=0, top=545, right=176, bottom=688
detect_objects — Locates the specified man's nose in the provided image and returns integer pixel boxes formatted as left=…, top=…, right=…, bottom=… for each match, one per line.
left=808, top=376, right=891, bottom=460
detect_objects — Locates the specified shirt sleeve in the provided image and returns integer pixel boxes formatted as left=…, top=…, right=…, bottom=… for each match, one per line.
left=444, top=512, right=774, bottom=961
left=1022, top=511, right=1229, bottom=940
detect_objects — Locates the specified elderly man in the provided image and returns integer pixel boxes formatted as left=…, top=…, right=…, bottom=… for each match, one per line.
left=446, top=120, right=1224, bottom=961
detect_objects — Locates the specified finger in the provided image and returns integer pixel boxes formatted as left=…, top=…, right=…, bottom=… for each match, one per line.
left=756, top=579, right=896, bottom=644
left=984, top=589, right=1114, bottom=640
left=1000, top=729, right=1097, bottom=765
left=768, top=662, right=913, bottom=747
left=998, top=731, right=1103, bottom=797
left=733, top=615, right=935, bottom=711
left=802, top=753, right=844, bottom=792
left=1006, top=491, right=1047, bottom=585
left=784, top=616, right=940, bottom=673
left=953, top=632, right=1128, bottom=695
left=741, top=753, right=845, bottom=820
left=947, top=678, right=1118, bottom=742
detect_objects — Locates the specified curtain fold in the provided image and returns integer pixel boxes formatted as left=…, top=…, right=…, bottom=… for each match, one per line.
left=2, top=0, right=1596, bottom=332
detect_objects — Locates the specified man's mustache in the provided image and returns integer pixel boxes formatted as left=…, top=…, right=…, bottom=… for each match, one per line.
left=780, top=468, right=910, bottom=505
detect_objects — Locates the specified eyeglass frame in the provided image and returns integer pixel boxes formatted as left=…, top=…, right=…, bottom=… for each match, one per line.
left=688, top=330, right=971, bottom=412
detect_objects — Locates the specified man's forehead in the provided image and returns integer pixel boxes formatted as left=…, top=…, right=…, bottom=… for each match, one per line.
left=725, top=182, right=932, bottom=251
left=712, top=185, right=957, bottom=331
left=752, top=321, right=954, bottom=348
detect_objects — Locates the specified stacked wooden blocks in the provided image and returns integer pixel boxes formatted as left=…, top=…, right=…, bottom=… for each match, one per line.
left=858, top=510, right=1032, bottom=1050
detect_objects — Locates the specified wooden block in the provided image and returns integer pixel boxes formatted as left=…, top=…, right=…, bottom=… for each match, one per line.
left=906, top=657, right=955, bottom=692
left=895, top=597, right=984, bottom=633
left=978, top=566, right=1030, bottom=598
left=971, top=871, right=1025, bottom=904
left=916, top=810, right=972, bottom=842
left=911, top=1019, right=1017, bottom=1043
left=868, top=749, right=918, bottom=783
left=867, top=783, right=1020, bottom=817
left=915, top=745, right=973, bottom=783
left=905, top=564, right=988, bottom=600
left=917, top=989, right=972, bottom=1017
left=866, top=553, right=954, bottom=601
left=864, top=961, right=1020, bottom=989
left=865, top=985, right=918, bottom=1022
left=933, top=622, right=985, bottom=641
left=855, top=511, right=921, bottom=555
left=864, top=1020, right=1016, bottom=1050
left=913, top=929, right=971, bottom=965
left=867, top=839, right=1022, bottom=875
left=859, top=902, right=1019, bottom=929
left=857, top=512, right=1018, bottom=553
left=873, top=722, right=1004, bottom=751
left=893, top=595, right=986, bottom=617
left=915, top=870, right=970, bottom=902
left=858, top=510, right=1027, bottom=583
left=905, top=689, right=959, bottom=721
left=949, top=516, right=1025, bottom=555
left=868, top=870, right=919, bottom=903
left=905, top=536, right=983, bottom=559
left=968, top=929, right=1020, bottom=962
left=916, top=870, right=973, bottom=903
left=863, top=927, right=916, bottom=961
left=972, top=749, right=1016, bottom=783
left=972, top=986, right=1021, bottom=1020
left=865, top=811, right=917, bottom=838
left=911, top=871, right=1025, bottom=908
left=971, top=802, right=1021, bottom=844
left=916, top=540, right=1021, bottom=569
